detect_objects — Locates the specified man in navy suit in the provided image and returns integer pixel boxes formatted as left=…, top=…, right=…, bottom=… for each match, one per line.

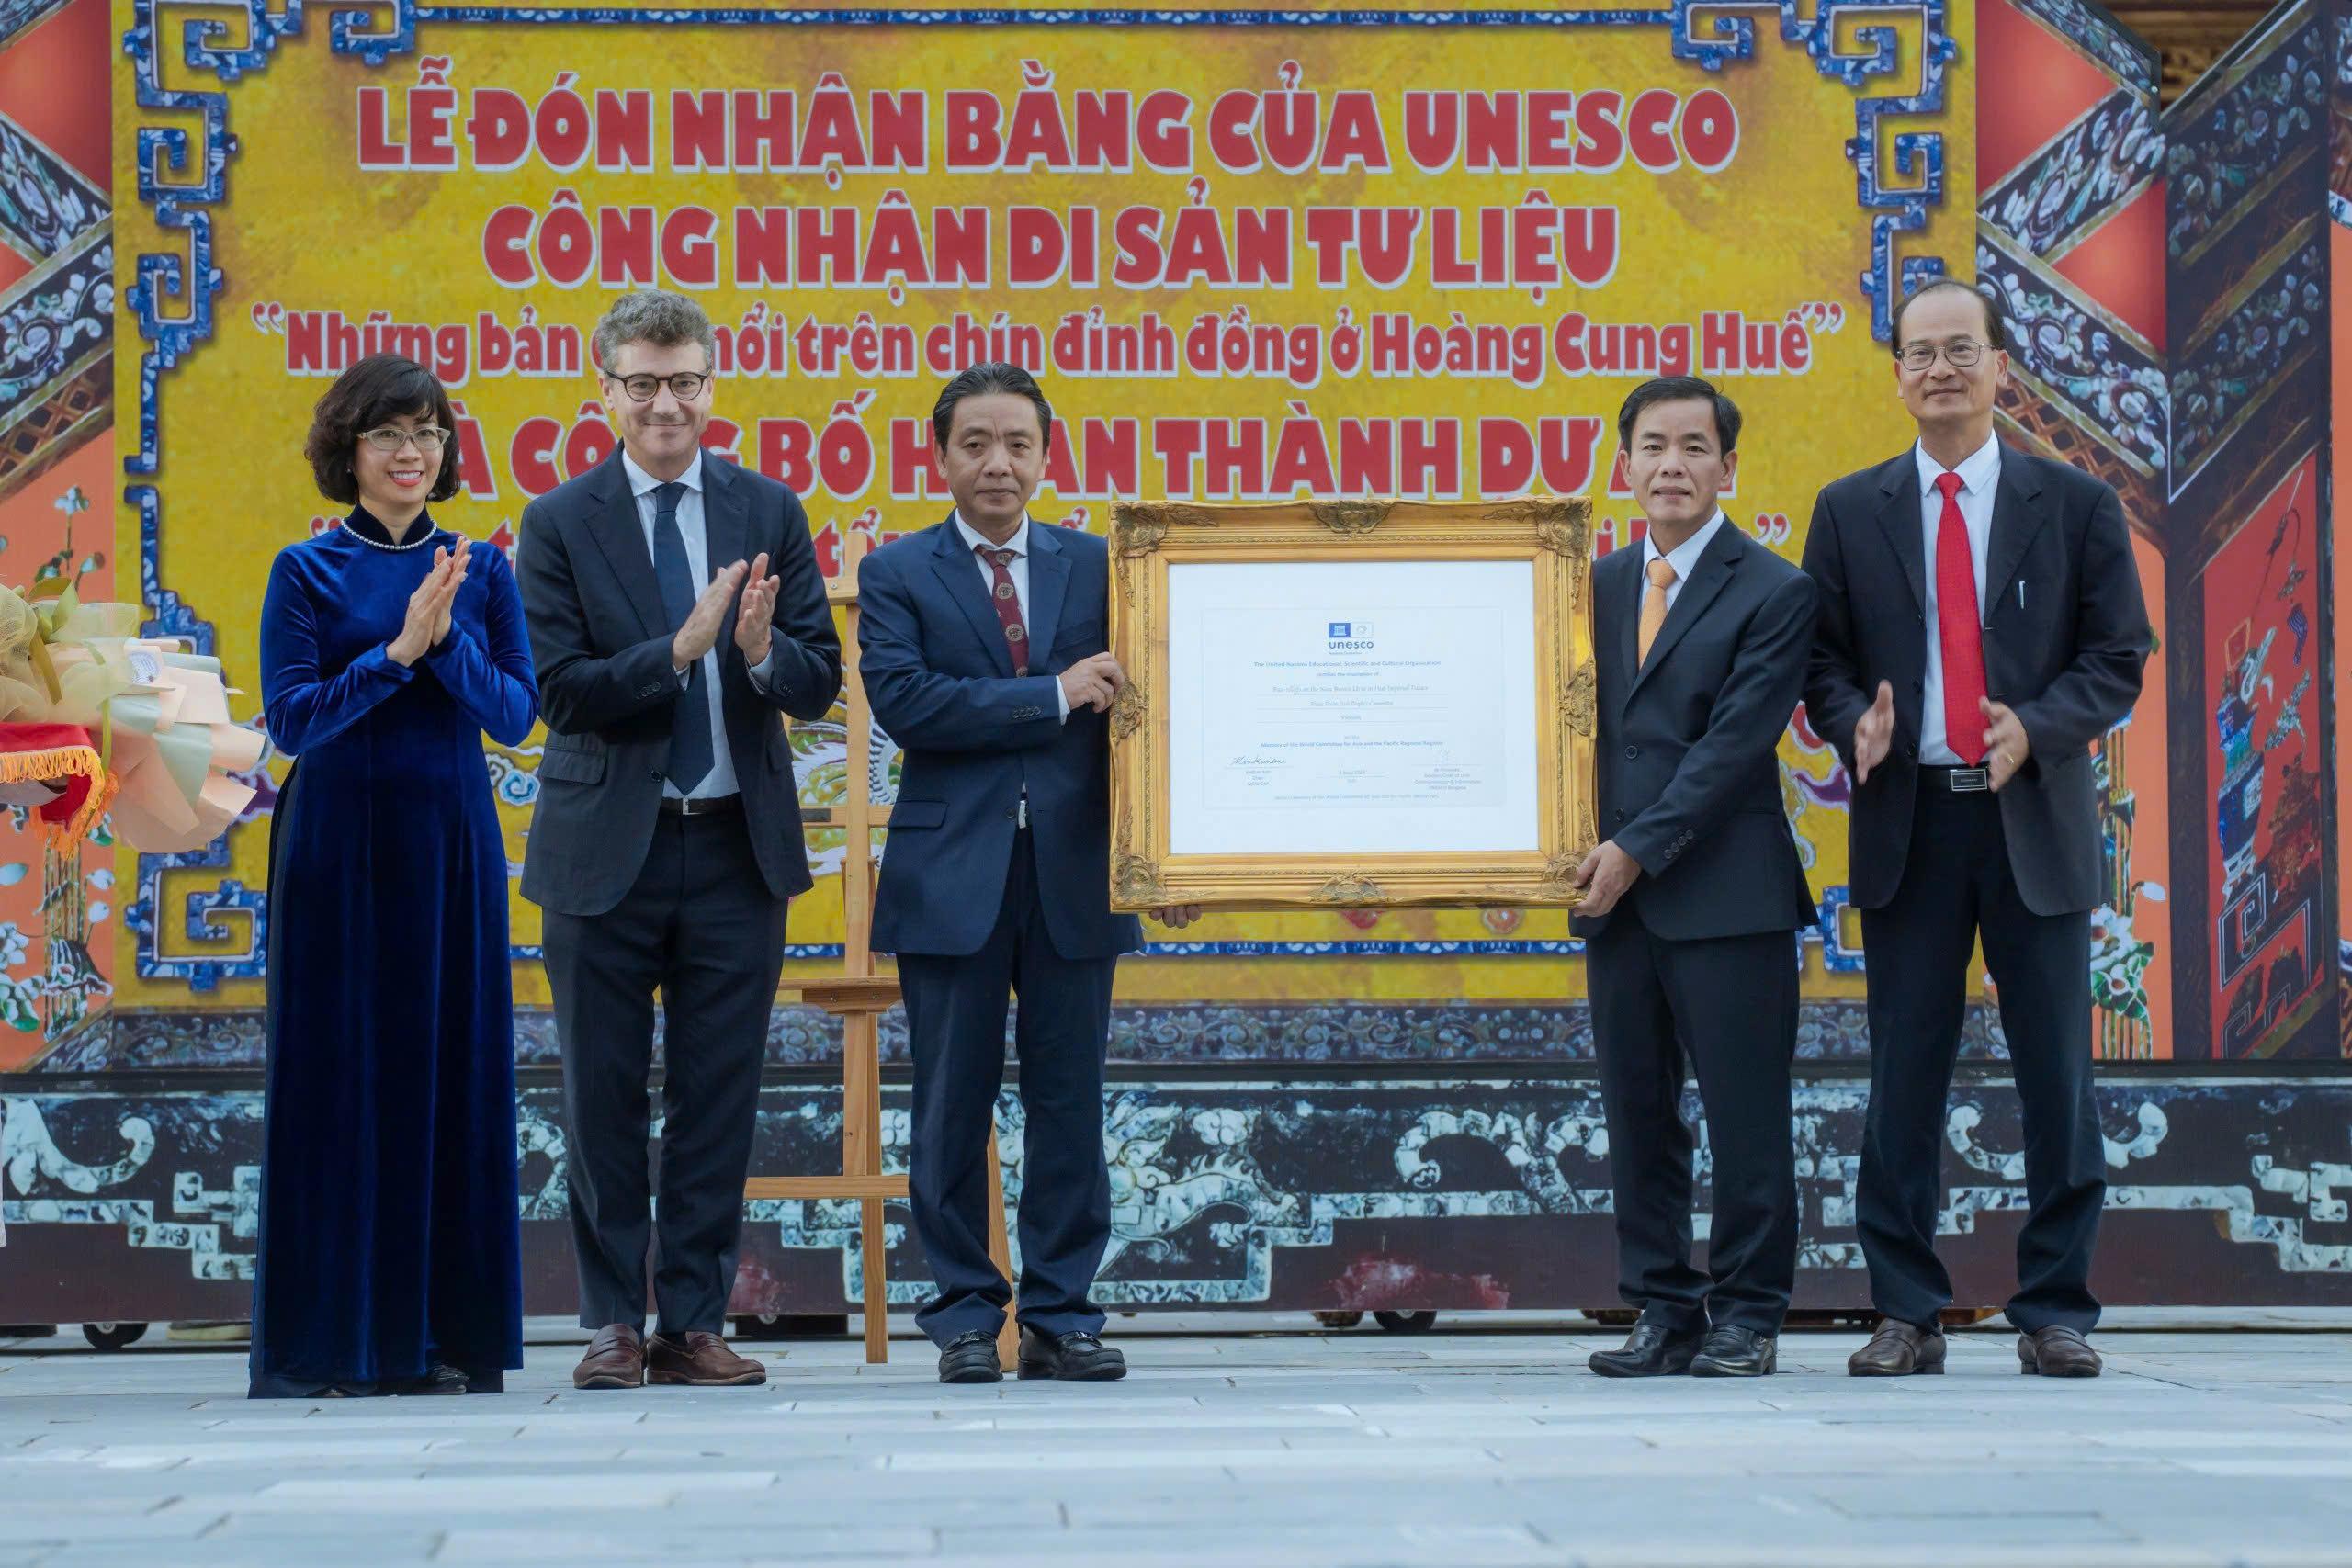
left=857, top=365, right=1198, bottom=1383
left=1571, top=377, right=1818, bottom=1379
left=519, top=288, right=842, bottom=1392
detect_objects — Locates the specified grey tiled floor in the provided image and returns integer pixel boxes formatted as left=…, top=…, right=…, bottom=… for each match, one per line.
left=5, top=1315, right=2350, bottom=1566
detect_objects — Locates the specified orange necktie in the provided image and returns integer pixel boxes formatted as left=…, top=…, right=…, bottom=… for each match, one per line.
left=1637, top=557, right=1677, bottom=665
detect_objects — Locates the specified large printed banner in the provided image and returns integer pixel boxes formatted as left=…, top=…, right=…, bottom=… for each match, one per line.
left=110, top=1, right=1974, bottom=1022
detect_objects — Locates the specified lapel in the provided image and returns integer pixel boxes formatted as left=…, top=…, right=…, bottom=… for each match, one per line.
left=1600, top=547, right=1641, bottom=699
left=1025, top=520, right=1069, bottom=660
left=701, top=451, right=751, bottom=599
left=1626, top=520, right=1742, bottom=701
left=582, top=453, right=669, bottom=640
left=1871, top=449, right=1928, bottom=616
left=1983, top=446, right=2048, bottom=614
left=928, top=512, right=1018, bottom=676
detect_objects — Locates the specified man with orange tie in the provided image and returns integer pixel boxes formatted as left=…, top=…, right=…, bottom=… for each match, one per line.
left=1572, top=377, right=1818, bottom=1379
left=1801, top=281, right=2150, bottom=1379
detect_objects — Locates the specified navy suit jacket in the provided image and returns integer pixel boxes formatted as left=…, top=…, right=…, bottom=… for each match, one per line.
left=516, top=450, right=842, bottom=917
left=1801, top=445, right=2150, bottom=916
left=1569, top=521, right=1819, bottom=943
left=859, top=515, right=1143, bottom=960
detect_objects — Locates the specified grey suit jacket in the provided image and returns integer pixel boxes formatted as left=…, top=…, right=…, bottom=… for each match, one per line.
left=515, top=450, right=842, bottom=917
left=1570, top=521, right=1819, bottom=943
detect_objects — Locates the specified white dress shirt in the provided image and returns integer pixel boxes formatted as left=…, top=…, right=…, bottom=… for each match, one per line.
left=1640, top=509, right=1728, bottom=614
left=1913, top=433, right=2000, bottom=765
left=621, top=449, right=775, bottom=800
left=952, top=511, right=1069, bottom=722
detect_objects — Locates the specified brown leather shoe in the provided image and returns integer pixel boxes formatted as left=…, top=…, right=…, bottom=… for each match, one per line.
left=2018, top=1325, right=2102, bottom=1378
left=647, top=1330, right=767, bottom=1387
left=1848, top=1318, right=1946, bottom=1376
left=573, top=1324, right=645, bottom=1390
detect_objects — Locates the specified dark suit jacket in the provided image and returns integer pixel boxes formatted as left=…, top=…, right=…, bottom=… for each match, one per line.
left=1570, top=521, right=1819, bottom=944
left=1800, top=444, right=2151, bottom=916
left=858, top=515, right=1142, bottom=961
left=515, top=450, right=842, bottom=917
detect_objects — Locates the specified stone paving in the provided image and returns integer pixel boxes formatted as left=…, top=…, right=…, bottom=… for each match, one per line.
left=5, top=1314, right=2351, bottom=1566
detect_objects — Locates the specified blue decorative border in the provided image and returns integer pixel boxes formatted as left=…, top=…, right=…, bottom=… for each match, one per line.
left=0, top=0, right=73, bottom=49
left=119, top=0, right=1953, bottom=986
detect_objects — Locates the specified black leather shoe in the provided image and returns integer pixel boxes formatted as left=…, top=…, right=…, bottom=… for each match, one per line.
left=1690, top=1325, right=1777, bottom=1377
left=1588, top=1320, right=1703, bottom=1378
left=1017, top=1325, right=1126, bottom=1381
left=937, top=1329, right=1002, bottom=1384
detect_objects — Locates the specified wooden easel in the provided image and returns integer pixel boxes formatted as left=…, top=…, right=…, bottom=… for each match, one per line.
left=744, top=530, right=1018, bottom=1371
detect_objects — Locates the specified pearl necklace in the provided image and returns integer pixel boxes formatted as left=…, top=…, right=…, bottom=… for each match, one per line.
left=345, top=517, right=440, bottom=552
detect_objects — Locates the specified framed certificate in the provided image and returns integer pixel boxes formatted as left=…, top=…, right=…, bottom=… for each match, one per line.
left=1106, top=498, right=1598, bottom=910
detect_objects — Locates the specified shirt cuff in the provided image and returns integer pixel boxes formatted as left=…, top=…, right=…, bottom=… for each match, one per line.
left=747, top=644, right=778, bottom=694
left=1054, top=672, right=1070, bottom=724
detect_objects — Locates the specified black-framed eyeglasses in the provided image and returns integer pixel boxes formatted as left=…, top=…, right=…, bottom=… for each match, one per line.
left=610, top=371, right=710, bottom=402
left=1897, top=341, right=1985, bottom=371
left=360, top=425, right=450, bottom=452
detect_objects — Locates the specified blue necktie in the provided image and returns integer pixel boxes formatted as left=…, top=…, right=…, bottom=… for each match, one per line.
left=650, top=481, right=713, bottom=795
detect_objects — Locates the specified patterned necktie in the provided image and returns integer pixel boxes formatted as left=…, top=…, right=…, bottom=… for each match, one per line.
left=975, top=543, right=1030, bottom=675
left=650, top=480, right=714, bottom=794
left=1636, top=557, right=1677, bottom=666
left=1934, top=470, right=1988, bottom=765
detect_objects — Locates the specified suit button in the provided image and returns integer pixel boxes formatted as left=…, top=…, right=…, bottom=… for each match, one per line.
left=1623, top=745, right=1639, bottom=760
left=1615, top=810, right=1626, bottom=824
left=1904, top=746, right=1917, bottom=761
left=650, top=771, right=662, bottom=783
left=1003, top=807, right=1016, bottom=820
left=1912, top=679, right=1924, bottom=693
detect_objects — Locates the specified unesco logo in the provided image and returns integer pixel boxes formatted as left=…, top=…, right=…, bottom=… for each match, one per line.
left=1327, top=620, right=1375, bottom=650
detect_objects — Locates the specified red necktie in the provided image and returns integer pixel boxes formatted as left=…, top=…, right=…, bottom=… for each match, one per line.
left=976, top=544, right=1030, bottom=675
left=1933, top=470, right=1987, bottom=765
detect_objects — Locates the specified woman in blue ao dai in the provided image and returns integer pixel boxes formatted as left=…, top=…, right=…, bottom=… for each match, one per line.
left=249, top=355, right=539, bottom=1397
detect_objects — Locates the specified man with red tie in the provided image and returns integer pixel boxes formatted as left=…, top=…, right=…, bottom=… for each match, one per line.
left=857, top=364, right=1199, bottom=1384
left=1801, top=281, right=2150, bottom=1379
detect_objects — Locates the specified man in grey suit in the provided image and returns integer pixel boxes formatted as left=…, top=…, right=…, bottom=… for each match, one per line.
left=518, top=288, right=841, bottom=1391
left=1572, top=376, right=1818, bottom=1380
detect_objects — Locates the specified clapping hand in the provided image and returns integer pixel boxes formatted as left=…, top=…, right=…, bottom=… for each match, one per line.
left=733, top=552, right=780, bottom=666
left=673, top=560, right=750, bottom=669
left=429, top=537, right=472, bottom=647
left=390, top=544, right=469, bottom=666
left=1981, top=698, right=2030, bottom=791
left=1851, top=680, right=1895, bottom=784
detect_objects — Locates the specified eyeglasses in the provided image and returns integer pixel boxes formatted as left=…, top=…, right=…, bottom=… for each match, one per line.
left=1897, top=341, right=1986, bottom=371
left=611, top=372, right=710, bottom=402
left=360, top=426, right=450, bottom=452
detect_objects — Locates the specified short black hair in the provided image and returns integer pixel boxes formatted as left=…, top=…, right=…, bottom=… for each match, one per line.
left=932, top=362, right=1055, bottom=451
left=1616, top=376, right=1741, bottom=455
left=304, top=354, right=462, bottom=505
left=1891, top=278, right=2010, bottom=355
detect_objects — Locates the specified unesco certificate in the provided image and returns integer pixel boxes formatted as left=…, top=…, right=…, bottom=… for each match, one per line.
left=1164, top=559, right=1542, bottom=855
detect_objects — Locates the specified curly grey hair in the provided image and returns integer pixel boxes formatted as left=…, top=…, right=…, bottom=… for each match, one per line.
left=593, top=288, right=718, bottom=376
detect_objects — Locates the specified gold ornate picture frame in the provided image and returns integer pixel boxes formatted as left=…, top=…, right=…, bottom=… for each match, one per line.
left=1106, top=497, right=1597, bottom=910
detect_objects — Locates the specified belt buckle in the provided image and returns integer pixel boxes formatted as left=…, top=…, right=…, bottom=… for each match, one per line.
left=1948, top=766, right=1990, bottom=793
